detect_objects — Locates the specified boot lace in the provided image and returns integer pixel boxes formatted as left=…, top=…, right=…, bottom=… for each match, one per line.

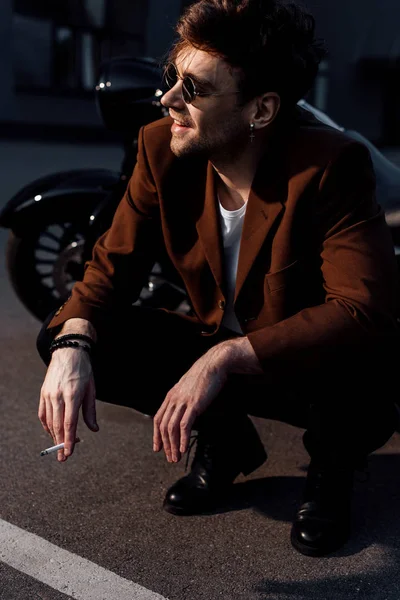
left=184, top=432, right=215, bottom=472
left=184, top=433, right=198, bottom=472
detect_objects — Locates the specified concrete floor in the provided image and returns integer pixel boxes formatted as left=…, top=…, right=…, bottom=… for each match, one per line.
left=1, top=135, right=400, bottom=600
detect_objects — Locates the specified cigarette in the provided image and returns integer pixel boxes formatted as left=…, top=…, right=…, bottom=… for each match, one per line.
left=40, top=437, right=81, bottom=456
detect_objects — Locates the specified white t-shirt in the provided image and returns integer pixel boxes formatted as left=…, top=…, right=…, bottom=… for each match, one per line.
left=218, top=199, right=247, bottom=334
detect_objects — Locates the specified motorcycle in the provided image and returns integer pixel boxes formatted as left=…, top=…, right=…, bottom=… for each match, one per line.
left=0, top=56, right=190, bottom=322
left=1, top=56, right=400, bottom=322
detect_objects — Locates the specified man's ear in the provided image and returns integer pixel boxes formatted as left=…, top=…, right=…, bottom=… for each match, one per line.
left=253, top=92, right=281, bottom=130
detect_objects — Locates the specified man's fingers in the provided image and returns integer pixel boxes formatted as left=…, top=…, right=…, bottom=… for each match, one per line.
left=167, top=404, right=187, bottom=462
left=38, top=395, right=51, bottom=436
left=63, top=399, right=80, bottom=458
left=153, top=402, right=168, bottom=452
left=159, top=405, right=175, bottom=462
left=179, top=410, right=197, bottom=454
left=154, top=393, right=195, bottom=462
left=81, top=376, right=99, bottom=432
left=51, top=395, right=66, bottom=462
left=44, top=398, right=55, bottom=443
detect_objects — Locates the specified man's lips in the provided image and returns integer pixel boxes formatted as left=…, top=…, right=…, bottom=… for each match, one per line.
left=170, top=115, right=192, bottom=128
left=171, top=121, right=192, bottom=134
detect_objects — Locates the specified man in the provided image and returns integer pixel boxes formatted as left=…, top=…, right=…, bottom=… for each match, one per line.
left=37, top=0, right=400, bottom=557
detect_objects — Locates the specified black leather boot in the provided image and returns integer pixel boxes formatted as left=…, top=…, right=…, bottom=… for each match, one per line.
left=290, top=460, right=355, bottom=557
left=163, top=415, right=267, bottom=515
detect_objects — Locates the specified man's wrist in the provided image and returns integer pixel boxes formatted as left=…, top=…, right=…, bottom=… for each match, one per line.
left=57, top=318, right=97, bottom=343
left=216, top=337, right=264, bottom=375
left=50, top=338, right=92, bottom=357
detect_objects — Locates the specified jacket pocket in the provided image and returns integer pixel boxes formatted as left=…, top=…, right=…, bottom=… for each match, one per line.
left=264, top=259, right=302, bottom=294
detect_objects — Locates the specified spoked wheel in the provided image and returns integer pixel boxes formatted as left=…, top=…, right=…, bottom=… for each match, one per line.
left=6, top=220, right=87, bottom=322
left=7, top=220, right=191, bottom=322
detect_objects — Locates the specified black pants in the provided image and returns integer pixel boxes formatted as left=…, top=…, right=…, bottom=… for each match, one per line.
left=37, top=305, right=398, bottom=468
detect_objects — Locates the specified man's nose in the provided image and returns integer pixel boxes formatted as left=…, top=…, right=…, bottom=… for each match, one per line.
left=160, top=83, right=186, bottom=110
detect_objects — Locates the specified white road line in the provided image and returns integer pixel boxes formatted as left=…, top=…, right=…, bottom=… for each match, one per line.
left=0, top=519, right=169, bottom=600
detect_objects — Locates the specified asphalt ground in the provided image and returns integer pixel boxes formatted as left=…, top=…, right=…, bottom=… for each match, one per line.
left=1, top=136, right=400, bottom=600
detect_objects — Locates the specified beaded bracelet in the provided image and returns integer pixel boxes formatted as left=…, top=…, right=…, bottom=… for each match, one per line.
left=49, top=339, right=91, bottom=356
left=53, top=333, right=95, bottom=349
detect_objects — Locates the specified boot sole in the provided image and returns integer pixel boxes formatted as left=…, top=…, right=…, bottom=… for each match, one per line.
left=162, top=486, right=231, bottom=516
left=290, top=525, right=349, bottom=557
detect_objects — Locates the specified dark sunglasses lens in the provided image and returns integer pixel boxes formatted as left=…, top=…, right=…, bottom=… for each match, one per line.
left=164, top=63, right=177, bottom=88
left=164, top=64, right=195, bottom=103
left=182, top=77, right=195, bottom=104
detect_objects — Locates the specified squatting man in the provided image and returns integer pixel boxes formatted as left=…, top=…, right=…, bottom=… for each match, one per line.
left=37, top=0, right=400, bottom=557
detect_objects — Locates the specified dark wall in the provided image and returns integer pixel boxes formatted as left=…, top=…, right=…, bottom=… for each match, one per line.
left=107, top=0, right=148, bottom=39
left=145, top=0, right=182, bottom=60
left=304, top=0, right=400, bottom=143
left=14, top=0, right=94, bottom=26
left=5, top=0, right=400, bottom=144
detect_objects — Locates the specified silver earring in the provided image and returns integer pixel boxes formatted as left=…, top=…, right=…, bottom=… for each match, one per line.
left=249, top=122, right=255, bottom=142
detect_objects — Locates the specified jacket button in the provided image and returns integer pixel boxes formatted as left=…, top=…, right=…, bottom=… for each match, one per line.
left=218, top=299, right=226, bottom=310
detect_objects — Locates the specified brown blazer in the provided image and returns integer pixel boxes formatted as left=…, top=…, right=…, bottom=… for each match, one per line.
left=47, top=110, right=400, bottom=372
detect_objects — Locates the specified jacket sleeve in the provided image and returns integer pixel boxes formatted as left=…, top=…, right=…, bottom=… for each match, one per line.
left=46, top=126, right=161, bottom=333
left=247, top=141, right=400, bottom=372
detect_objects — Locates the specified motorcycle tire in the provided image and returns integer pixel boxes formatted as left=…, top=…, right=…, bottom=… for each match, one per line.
left=6, top=218, right=192, bottom=323
left=6, top=215, right=90, bottom=322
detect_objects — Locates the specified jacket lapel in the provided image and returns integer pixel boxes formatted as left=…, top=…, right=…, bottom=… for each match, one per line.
left=195, top=161, right=225, bottom=292
left=234, top=148, right=287, bottom=302
left=194, top=131, right=290, bottom=301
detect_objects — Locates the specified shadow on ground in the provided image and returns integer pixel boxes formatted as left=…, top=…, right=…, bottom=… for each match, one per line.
left=204, top=450, right=400, bottom=599
left=230, top=453, right=399, bottom=542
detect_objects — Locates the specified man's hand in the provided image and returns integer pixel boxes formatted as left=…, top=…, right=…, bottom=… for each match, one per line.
left=38, top=348, right=99, bottom=462
left=152, top=336, right=263, bottom=463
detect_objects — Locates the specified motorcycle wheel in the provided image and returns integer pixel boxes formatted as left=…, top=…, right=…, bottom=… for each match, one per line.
left=6, top=218, right=191, bottom=323
left=6, top=217, right=88, bottom=322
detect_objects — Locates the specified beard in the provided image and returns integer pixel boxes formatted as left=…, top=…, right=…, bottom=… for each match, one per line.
left=170, top=112, right=249, bottom=163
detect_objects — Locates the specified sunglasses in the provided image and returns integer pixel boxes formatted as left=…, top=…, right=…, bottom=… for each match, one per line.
left=163, top=62, right=240, bottom=105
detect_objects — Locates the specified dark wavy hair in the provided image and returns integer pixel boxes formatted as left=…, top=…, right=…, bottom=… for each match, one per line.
left=166, top=0, right=328, bottom=109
